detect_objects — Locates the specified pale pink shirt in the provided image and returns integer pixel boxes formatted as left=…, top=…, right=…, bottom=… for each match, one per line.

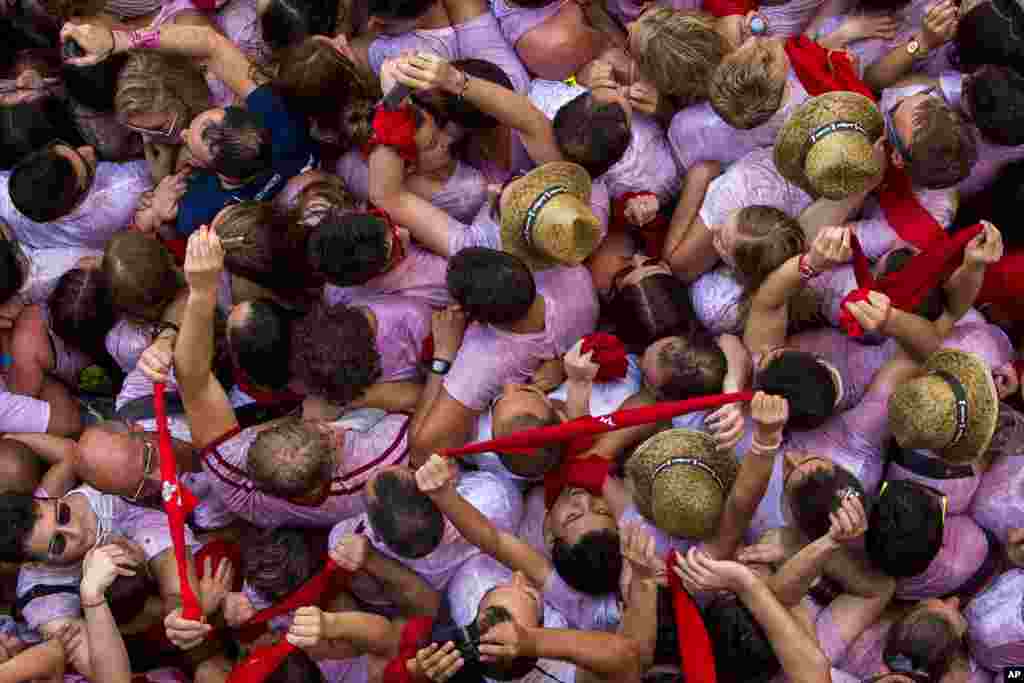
left=0, top=162, right=149, bottom=250
left=760, top=0, right=828, bottom=38
left=19, top=246, right=102, bottom=306
left=970, top=410, right=1024, bottom=542
left=965, top=569, right=1024, bottom=671
left=0, top=380, right=51, bottom=433
left=606, top=0, right=697, bottom=24
left=769, top=598, right=852, bottom=683
left=202, top=413, right=411, bottom=527
left=351, top=293, right=432, bottom=382
left=17, top=484, right=196, bottom=631
left=454, top=11, right=532, bottom=94
left=444, top=266, right=599, bottom=411
left=369, top=26, right=461, bottom=76
left=670, top=72, right=809, bottom=170
left=213, top=0, right=269, bottom=65
left=38, top=303, right=91, bottom=387
left=492, top=0, right=564, bottom=48
left=323, top=242, right=452, bottom=309
left=105, top=318, right=154, bottom=374
left=328, top=471, right=523, bottom=604
left=895, top=514, right=991, bottom=600
left=602, top=113, right=682, bottom=204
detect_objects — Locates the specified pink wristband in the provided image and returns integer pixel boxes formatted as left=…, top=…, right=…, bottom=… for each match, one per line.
left=127, top=29, right=160, bottom=50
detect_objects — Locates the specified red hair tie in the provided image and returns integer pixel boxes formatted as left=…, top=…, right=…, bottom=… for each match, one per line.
left=580, top=333, right=628, bottom=382
left=364, top=104, right=419, bottom=164
left=153, top=382, right=202, bottom=621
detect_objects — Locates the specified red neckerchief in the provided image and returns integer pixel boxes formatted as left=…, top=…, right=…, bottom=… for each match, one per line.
left=232, top=366, right=305, bottom=407
left=666, top=551, right=717, bottom=683
left=876, top=159, right=948, bottom=251
left=381, top=616, right=435, bottom=683
left=838, top=225, right=984, bottom=337
left=784, top=36, right=877, bottom=101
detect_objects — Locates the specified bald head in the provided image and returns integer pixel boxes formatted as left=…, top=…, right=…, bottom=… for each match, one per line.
left=76, top=422, right=149, bottom=498
left=0, top=439, right=43, bottom=494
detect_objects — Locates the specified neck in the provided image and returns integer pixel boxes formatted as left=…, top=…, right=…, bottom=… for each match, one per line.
left=498, top=295, right=546, bottom=334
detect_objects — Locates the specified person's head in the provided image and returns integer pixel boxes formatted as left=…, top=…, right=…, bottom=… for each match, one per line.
left=709, top=37, right=789, bottom=129
left=553, top=91, right=631, bottom=180
left=258, top=0, right=339, bottom=51
left=115, top=52, right=211, bottom=145
left=883, top=597, right=966, bottom=681
left=543, top=487, right=622, bottom=595
left=276, top=169, right=358, bottom=225
left=885, top=89, right=977, bottom=189
left=266, top=649, right=327, bottom=683
left=61, top=53, right=126, bottom=113
left=492, top=384, right=567, bottom=478
left=274, top=36, right=366, bottom=119
left=446, top=248, right=536, bottom=325
left=964, top=64, right=1024, bottom=147
left=0, top=492, right=96, bottom=565
left=307, top=211, right=405, bottom=286
left=781, top=453, right=864, bottom=540
left=335, top=95, right=377, bottom=149
left=365, top=466, right=445, bottom=559
left=289, top=303, right=381, bottom=406
left=181, top=106, right=272, bottom=179
left=367, top=0, right=437, bottom=33
left=76, top=421, right=162, bottom=504
left=0, top=439, right=43, bottom=494
left=605, top=257, right=694, bottom=350
left=712, top=205, right=804, bottom=287
left=866, top=479, right=946, bottom=578
left=102, top=232, right=182, bottom=322
left=954, top=0, right=1024, bottom=70
left=242, top=526, right=319, bottom=601
left=247, top=418, right=339, bottom=503
left=754, top=349, right=842, bottom=430
left=641, top=333, right=727, bottom=400
left=49, top=267, right=115, bottom=361
left=877, top=248, right=945, bottom=321
left=0, top=97, right=83, bottom=170
left=702, top=592, right=781, bottom=683
left=227, top=300, right=296, bottom=390
left=628, top=8, right=730, bottom=105
left=470, top=575, right=544, bottom=680
left=413, top=58, right=514, bottom=131
left=9, top=139, right=96, bottom=222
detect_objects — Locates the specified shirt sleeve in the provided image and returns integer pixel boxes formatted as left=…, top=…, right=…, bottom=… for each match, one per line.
left=0, top=392, right=51, bottom=433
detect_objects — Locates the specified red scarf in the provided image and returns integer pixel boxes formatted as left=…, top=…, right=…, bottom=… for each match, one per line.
left=838, top=225, right=984, bottom=337
left=783, top=36, right=876, bottom=101
left=876, top=160, right=949, bottom=250
left=702, top=0, right=756, bottom=17
left=580, top=333, right=629, bottom=382
left=543, top=455, right=612, bottom=509
left=440, top=392, right=754, bottom=458
left=666, top=551, right=717, bottom=683
left=153, top=382, right=202, bottom=621
left=363, top=104, right=419, bottom=163
left=382, top=616, right=436, bottom=683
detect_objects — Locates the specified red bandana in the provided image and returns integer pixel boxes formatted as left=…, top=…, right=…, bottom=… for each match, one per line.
left=382, top=616, right=436, bottom=683
left=364, top=104, right=419, bottom=164
left=784, top=36, right=876, bottom=102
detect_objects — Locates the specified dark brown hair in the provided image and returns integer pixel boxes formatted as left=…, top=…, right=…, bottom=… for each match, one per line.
left=607, top=273, right=696, bottom=351
left=102, top=232, right=183, bottom=322
left=907, top=97, right=978, bottom=189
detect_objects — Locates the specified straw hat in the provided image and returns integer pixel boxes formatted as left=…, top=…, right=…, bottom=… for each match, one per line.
left=625, top=428, right=738, bottom=540
left=774, top=92, right=885, bottom=200
left=499, top=162, right=602, bottom=271
left=888, top=349, right=999, bottom=465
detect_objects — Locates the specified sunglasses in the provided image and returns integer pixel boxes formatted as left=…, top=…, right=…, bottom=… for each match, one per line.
left=128, top=439, right=157, bottom=503
left=879, top=480, right=949, bottom=529
left=884, top=87, right=939, bottom=164
left=122, top=111, right=181, bottom=143
left=47, top=499, right=72, bottom=559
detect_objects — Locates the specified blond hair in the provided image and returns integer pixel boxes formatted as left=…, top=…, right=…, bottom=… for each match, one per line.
left=633, top=8, right=729, bottom=106
left=709, top=47, right=787, bottom=130
left=115, top=52, right=212, bottom=130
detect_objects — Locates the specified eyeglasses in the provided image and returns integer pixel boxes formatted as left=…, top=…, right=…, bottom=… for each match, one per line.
left=879, top=480, right=949, bottom=529
left=122, top=111, right=181, bottom=144
left=47, top=499, right=72, bottom=559
left=884, top=87, right=939, bottom=165
left=128, top=439, right=157, bottom=503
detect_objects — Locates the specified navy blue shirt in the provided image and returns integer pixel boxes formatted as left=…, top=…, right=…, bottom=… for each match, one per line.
left=175, top=85, right=317, bottom=236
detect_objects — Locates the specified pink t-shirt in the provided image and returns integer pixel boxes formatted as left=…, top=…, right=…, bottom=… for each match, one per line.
left=965, top=568, right=1024, bottom=671
left=323, top=242, right=452, bottom=309
left=602, top=113, right=681, bottom=204
left=970, top=406, right=1024, bottom=541
left=443, top=266, right=599, bottom=411
left=19, top=246, right=102, bottom=306
left=895, top=514, right=991, bottom=600
left=759, top=0, right=828, bottom=38
left=202, top=413, right=410, bottom=527
left=670, top=72, right=809, bottom=170
left=351, top=294, right=432, bottom=383
left=0, top=379, right=51, bottom=433
left=328, top=471, right=523, bottom=606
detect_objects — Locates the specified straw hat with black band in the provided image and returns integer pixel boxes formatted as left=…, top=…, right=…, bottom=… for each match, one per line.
left=625, top=428, right=739, bottom=539
left=888, top=349, right=999, bottom=464
left=498, top=162, right=603, bottom=272
left=774, top=91, right=885, bottom=200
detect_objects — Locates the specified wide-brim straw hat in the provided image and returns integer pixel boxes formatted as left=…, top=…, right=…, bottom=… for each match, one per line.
left=625, top=428, right=738, bottom=540
left=889, top=349, right=999, bottom=465
left=499, top=162, right=602, bottom=271
left=774, top=91, right=885, bottom=200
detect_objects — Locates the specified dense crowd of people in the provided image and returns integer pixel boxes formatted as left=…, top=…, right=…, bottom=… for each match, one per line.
left=0, top=0, right=1022, bottom=680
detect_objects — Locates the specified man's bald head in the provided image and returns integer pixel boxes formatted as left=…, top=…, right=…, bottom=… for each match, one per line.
left=76, top=422, right=151, bottom=498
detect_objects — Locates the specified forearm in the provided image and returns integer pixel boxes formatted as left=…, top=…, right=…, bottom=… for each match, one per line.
left=362, top=550, right=440, bottom=618
left=798, top=195, right=866, bottom=242
left=349, top=381, right=424, bottom=413
left=174, top=290, right=218, bottom=397
left=322, top=612, right=400, bottom=658
left=864, top=45, right=916, bottom=92
left=367, top=146, right=409, bottom=213
left=525, top=628, right=641, bottom=681
left=943, top=262, right=985, bottom=324
left=0, top=640, right=65, bottom=683
left=407, top=372, right=446, bottom=457
left=718, top=334, right=752, bottom=392
left=706, top=444, right=778, bottom=560
left=884, top=309, right=941, bottom=362
left=805, top=0, right=855, bottom=45
left=735, top=575, right=831, bottom=683
left=764, top=536, right=839, bottom=607
left=664, top=162, right=720, bottom=273
left=565, top=379, right=593, bottom=420
left=112, top=24, right=220, bottom=61
left=80, top=598, right=131, bottom=683
left=4, top=433, right=74, bottom=465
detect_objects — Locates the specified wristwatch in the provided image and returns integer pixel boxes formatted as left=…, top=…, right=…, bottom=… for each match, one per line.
left=428, top=358, right=452, bottom=375
left=906, top=37, right=927, bottom=59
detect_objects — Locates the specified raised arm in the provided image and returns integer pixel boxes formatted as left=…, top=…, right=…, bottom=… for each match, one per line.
left=331, top=533, right=441, bottom=620
left=664, top=163, right=722, bottom=282
left=174, top=228, right=238, bottom=449
left=416, top=454, right=554, bottom=589
left=61, top=23, right=259, bottom=98
left=936, top=221, right=1003, bottom=337
left=79, top=545, right=140, bottom=683
left=863, top=1, right=957, bottom=92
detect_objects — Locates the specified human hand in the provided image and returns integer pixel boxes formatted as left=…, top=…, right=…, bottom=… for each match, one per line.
left=807, top=226, right=853, bottom=273
left=395, top=52, right=461, bottom=94
left=59, top=23, right=115, bottom=66
left=619, top=522, right=665, bottom=583
left=1007, top=528, right=1024, bottom=568
left=844, top=290, right=892, bottom=335
left=993, top=362, right=1020, bottom=401
left=413, top=642, right=465, bottom=682
left=328, top=533, right=370, bottom=573
left=183, top=224, right=224, bottom=295
left=164, top=607, right=211, bottom=651
left=80, top=544, right=139, bottom=604
left=627, top=81, right=660, bottom=117
left=478, top=620, right=532, bottom=662
left=198, top=556, right=234, bottom=617
left=415, top=454, right=459, bottom=496
left=825, top=489, right=867, bottom=544
left=223, top=592, right=257, bottom=628
left=750, top=391, right=789, bottom=444
left=0, top=296, right=25, bottom=330
left=964, top=221, right=1003, bottom=272
left=431, top=305, right=468, bottom=360
left=138, top=334, right=174, bottom=383
left=563, top=339, right=600, bottom=384
left=286, top=606, right=326, bottom=649
left=705, top=403, right=744, bottom=452
left=920, top=0, right=959, bottom=51
left=624, top=194, right=659, bottom=227
left=673, top=547, right=753, bottom=594
left=840, top=13, right=898, bottom=41
left=151, top=171, right=188, bottom=224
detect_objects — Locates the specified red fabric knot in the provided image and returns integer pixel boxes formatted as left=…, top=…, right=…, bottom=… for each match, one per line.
left=382, top=616, right=435, bottom=683
left=839, top=287, right=873, bottom=338
left=580, top=333, right=628, bottom=382
left=784, top=36, right=876, bottom=101
left=364, top=104, right=419, bottom=164
left=543, top=455, right=611, bottom=509
left=666, top=551, right=717, bottom=683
